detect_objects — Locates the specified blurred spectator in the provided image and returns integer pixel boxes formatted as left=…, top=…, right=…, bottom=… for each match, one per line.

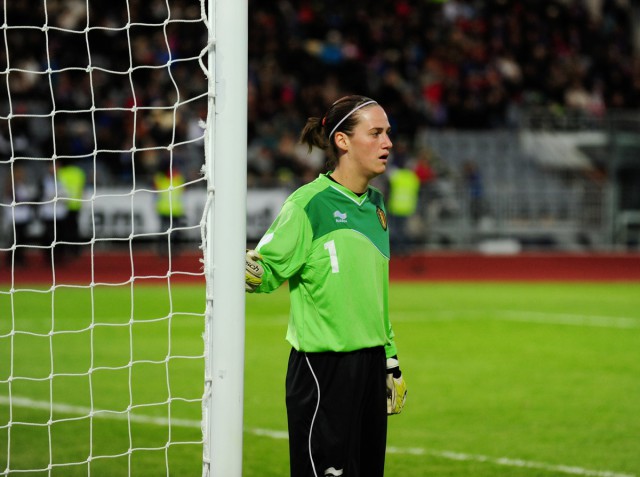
left=57, top=160, right=87, bottom=256
left=387, top=165, right=421, bottom=255
left=39, top=160, right=69, bottom=265
left=462, top=159, right=484, bottom=224
left=154, top=162, right=186, bottom=255
left=2, top=163, right=39, bottom=267
left=413, top=148, right=438, bottom=219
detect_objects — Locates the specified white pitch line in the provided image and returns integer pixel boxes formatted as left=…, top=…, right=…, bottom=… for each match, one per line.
left=247, top=428, right=635, bottom=477
left=0, top=395, right=200, bottom=428
left=384, top=447, right=636, bottom=477
left=2, top=397, right=636, bottom=477
left=392, top=310, right=640, bottom=329
left=496, top=311, right=640, bottom=329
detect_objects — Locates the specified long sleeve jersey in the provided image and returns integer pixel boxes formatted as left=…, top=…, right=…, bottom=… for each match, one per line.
left=255, top=173, right=397, bottom=358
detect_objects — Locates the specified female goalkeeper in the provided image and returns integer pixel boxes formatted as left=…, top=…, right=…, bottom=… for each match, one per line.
left=245, top=95, right=407, bottom=477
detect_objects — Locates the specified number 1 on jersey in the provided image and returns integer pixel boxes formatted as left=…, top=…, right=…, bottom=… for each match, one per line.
left=324, top=240, right=340, bottom=273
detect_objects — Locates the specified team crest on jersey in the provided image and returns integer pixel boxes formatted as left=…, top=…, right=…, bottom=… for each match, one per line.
left=376, top=206, right=387, bottom=231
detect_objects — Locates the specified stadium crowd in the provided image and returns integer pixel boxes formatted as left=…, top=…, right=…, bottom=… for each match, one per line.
left=0, top=0, right=637, bottom=189
left=247, top=0, right=638, bottom=185
left=0, top=0, right=207, bottom=187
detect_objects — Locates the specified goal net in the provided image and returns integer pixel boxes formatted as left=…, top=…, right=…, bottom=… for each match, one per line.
left=0, top=1, right=220, bottom=475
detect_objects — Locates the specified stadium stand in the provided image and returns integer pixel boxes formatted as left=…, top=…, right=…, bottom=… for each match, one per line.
left=1, top=0, right=639, bottom=251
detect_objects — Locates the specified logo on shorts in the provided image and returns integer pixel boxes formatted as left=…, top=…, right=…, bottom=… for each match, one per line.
left=376, top=206, right=387, bottom=231
left=324, top=467, right=344, bottom=476
left=333, top=210, right=347, bottom=223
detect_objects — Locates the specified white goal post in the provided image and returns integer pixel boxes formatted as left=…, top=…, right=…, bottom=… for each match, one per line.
left=203, top=0, right=248, bottom=475
left=0, top=1, right=247, bottom=476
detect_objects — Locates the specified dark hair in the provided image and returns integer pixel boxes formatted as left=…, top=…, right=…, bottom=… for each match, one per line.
left=299, top=95, right=377, bottom=170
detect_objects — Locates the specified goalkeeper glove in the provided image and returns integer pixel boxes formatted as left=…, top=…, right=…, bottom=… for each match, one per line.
left=245, top=249, right=264, bottom=293
left=386, top=356, right=407, bottom=415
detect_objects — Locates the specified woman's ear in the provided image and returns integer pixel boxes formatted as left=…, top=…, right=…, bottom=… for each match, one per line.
left=334, top=131, right=349, bottom=152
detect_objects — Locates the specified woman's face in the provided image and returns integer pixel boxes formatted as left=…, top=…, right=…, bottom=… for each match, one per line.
left=338, top=105, right=393, bottom=180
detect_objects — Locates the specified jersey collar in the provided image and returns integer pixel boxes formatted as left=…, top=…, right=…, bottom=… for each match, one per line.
left=320, top=173, right=369, bottom=206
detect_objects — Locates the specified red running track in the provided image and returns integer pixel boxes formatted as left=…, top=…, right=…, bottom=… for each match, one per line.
left=390, top=252, right=640, bottom=282
left=2, top=251, right=640, bottom=285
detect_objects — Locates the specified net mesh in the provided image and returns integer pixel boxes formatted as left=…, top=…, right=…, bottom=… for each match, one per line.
left=0, top=1, right=209, bottom=474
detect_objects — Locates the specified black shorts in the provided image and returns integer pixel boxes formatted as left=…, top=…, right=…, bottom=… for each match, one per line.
left=285, top=346, right=388, bottom=477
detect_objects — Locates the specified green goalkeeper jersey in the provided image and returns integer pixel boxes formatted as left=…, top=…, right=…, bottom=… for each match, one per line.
left=255, top=173, right=397, bottom=358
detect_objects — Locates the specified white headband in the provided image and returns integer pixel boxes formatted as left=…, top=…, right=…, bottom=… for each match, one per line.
left=328, top=100, right=377, bottom=139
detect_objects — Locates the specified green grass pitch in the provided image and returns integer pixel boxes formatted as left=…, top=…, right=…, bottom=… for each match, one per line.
left=1, top=281, right=639, bottom=476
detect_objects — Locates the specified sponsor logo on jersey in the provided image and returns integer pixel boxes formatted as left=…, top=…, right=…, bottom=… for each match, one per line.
left=376, top=206, right=387, bottom=230
left=333, top=210, right=347, bottom=223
